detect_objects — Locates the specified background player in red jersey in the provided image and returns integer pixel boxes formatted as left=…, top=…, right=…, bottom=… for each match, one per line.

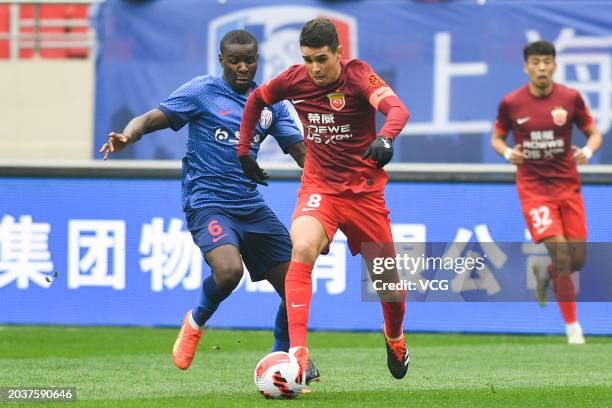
left=237, top=19, right=410, bottom=379
left=491, top=41, right=602, bottom=344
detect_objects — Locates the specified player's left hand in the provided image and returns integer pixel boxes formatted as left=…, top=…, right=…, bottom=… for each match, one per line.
left=572, top=145, right=592, bottom=165
left=99, top=132, right=132, bottom=160
left=238, top=154, right=269, bottom=186
left=363, top=136, right=393, bottom=168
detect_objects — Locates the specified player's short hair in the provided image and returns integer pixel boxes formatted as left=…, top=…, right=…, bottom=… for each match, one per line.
left=220, top=30, right=258, bottom=54
left=299, top=19, right=339, bottom=52
left=523, top=40, right=556, bottom=61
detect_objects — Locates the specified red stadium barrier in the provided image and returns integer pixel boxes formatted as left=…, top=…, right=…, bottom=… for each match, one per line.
left=0, top=3, right=90, bottom=59
left=0, top=5, right=8, bottom=58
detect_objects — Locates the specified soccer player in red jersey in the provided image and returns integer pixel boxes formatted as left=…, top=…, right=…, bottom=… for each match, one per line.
left=237, top=19, right=410, bottom=379
left=491, top=41, right=602, bottom=344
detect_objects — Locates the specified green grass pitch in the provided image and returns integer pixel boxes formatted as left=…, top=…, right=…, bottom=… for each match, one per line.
left=1, top=326, right=611, bottom=407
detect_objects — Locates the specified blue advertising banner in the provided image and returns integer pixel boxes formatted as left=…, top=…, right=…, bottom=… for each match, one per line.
left=93, top=0, right=612, bottom=163
left=1, top=178, right=611, bottom=334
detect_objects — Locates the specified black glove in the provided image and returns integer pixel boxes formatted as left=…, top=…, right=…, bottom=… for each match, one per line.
left=363, top=136, right=393, bottom=168
left=238, top=155, right=269, bottom=186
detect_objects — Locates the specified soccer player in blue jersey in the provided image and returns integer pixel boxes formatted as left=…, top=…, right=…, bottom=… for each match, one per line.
left=98, top=31, right=318, bottom=380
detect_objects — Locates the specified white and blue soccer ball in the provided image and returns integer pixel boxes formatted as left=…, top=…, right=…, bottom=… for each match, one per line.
left=253, top=351, right=305, bottom=399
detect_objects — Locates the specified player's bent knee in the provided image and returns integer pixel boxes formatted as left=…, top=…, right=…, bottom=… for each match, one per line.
left=571, top=256, right=586, bottom=272
left=569, top=243, right=587, bottom=271
left=213, top=264, right=244, bottom=290
left=552, top=252, right=572, bottom=275
left=291, top=240, right=319, bottom=264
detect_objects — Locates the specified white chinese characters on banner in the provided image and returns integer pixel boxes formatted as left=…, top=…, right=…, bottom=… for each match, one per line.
left=446, top=224, right=505, bottom=295
left=140, top=217, right=202, bottom=292
left=403, top=32, right=490, bottom=135
left=68, top=220, right=126, bottom=290
left=312, top=239, right=346, bottom=295
left=0, top=215, right=53, bottom=289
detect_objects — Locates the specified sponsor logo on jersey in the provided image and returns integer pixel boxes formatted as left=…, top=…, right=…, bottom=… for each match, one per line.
left=523, top=130, right=564, bottom=159
left=259, top=108, right=273, bottom=130
left=551, top=106, right=568, bottom=126
left=208, top=7, right=357, bottom=83
left=327, top=92, right=346, bottom=111
left=215, top=128, right=262, bottom=145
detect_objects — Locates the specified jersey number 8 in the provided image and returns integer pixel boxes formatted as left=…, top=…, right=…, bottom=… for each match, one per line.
left=307, top=194, right=322, bottom=208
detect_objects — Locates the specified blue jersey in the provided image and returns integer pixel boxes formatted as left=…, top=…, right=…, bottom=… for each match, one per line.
left=158, top=75, right=302, bottom=210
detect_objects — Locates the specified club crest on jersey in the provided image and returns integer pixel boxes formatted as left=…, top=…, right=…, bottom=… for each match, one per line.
left=259, top=108, right=273, bottom=130
left=327, top=92, right=345, bottom=111
left=551, top=106, right=568, bottom=126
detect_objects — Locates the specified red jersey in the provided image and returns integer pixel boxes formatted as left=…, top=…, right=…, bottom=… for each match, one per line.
left=239, top=59, right=408, bottom=194
left=495, top=83, right=594, bottom=200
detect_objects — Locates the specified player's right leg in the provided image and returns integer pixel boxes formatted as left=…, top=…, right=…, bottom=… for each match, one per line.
left=286, top=193, right=337, bottom=375
left=286, top=215, right=329, bottom=368
left=173, top=209, right=244, bottom=370
left=264, top=263, right=320, bottom=386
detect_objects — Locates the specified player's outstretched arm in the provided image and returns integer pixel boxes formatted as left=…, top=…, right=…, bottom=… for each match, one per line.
left=573, top=125, right=603, bottom=165
left=491, top=129, right=523, bottom=165
left=99, top=108, right=170, bottom=160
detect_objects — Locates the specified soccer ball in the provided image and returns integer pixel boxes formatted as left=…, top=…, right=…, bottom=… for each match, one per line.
left=253, top=351, right=305, bottom=399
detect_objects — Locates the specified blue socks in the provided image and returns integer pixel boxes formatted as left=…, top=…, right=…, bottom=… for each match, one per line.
left=272, top=302, right=290, bottom=352
left=192, top=275, right=232, bottom=326
left=192, top=275, right=289, bottom=353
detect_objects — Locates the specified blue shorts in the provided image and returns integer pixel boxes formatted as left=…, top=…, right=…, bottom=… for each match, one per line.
left=185, top=205, right=292, bottom=281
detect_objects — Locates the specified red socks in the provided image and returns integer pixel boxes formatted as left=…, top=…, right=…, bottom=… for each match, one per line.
left=285, top=261, right=313, bottom=348
left=547, top=264, right=577, bottom=324
left=381, top=292, right=406, bottom=339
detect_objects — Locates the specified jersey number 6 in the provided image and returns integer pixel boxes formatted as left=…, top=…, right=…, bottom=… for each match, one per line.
left=208, top=219, right=223, bottom=236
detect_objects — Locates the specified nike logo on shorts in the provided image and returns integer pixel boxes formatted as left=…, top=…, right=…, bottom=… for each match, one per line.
left=291, top=99, right=306, bottom=104
left=212, top=234, right=228, bottom=243
left=291, top=302, right=306, bottom=308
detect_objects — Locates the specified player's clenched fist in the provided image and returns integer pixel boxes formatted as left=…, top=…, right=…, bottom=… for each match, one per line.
left=363, top=136, right=394, bottom=168
left=503, top=144, right=524, bottom=165
left=239, top=155, right=269, bottom=186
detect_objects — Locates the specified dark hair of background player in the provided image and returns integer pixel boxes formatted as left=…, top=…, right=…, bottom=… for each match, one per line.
left=523, top=40, right=556, bottom=61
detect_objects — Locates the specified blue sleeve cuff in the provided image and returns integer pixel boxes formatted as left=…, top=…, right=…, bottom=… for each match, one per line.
left=158, top=104, right=187, bottom=131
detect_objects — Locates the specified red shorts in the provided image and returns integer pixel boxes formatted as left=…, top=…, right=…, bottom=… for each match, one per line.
left=291, top=189, right=394, bottom=257
left=520, top=193, right=587, bottom=243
